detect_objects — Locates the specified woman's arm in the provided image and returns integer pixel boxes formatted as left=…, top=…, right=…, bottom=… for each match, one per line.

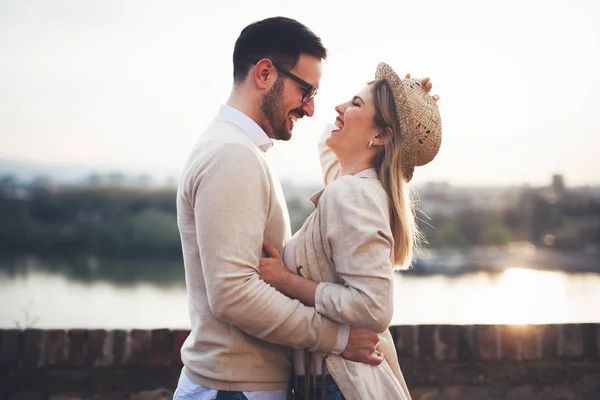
left=259, top=179, right=395, bottom=334
left=316, top=178, right=395, bottom=333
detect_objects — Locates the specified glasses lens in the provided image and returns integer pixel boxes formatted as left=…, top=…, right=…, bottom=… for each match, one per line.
left=303, top=88, right=317, bottom=104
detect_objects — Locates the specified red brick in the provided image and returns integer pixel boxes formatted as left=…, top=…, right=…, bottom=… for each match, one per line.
left=539, top=324, right=560, bottom=358
left=150, top=329, right=172, bottom=366
left=417, top=325, right=435, bottom=360
left=23, top=329, right=44, bottom=368
left=581, top=323, right=598, bottom=359
left=95, top=393, right=128, bottom=400
left=410, top=388, right=439, bottom=400
left=474, top=325, right=499, bottom=360
left=597, top=323, right=600, bottom=358
left=561, top=324, right=583, bottom=358
left=435, top=325, right=458, bottom=360
left=172, top=330, right=189, bottom=364
left=394, top=325, right=417, bottom=359
left=48, top=393, right=87, bottom=400
left=1, top=329, right=21, bottom=368
left=126, top=329, right=150, bottom=365
left=7, top=392, right=45, bottom=400
left=45, top=329, right=68, bottom=366
left=521, top=325, right=540, bottom=360
left=500, top=325, right=522, bottom=360
left=87, top=330, right=109, bottom=366
left=68, top=330, right=87, bottom=366
left=457, top=325, right=476, bottom=361
left=112, top=330, right=128, bottom=365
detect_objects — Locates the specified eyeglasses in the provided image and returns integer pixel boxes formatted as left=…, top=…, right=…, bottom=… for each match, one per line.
left=255, top=59, right=318, bottom=104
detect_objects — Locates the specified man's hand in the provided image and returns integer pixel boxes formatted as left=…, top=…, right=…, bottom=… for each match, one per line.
left=340, top=327, right=384, bottom=366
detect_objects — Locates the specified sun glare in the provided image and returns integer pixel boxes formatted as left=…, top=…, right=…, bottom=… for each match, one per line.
left=493, top=268, right=567, bottom=324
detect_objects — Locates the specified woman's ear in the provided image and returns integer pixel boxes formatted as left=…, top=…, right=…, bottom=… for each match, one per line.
left=372, top=127, right=393, bottom=147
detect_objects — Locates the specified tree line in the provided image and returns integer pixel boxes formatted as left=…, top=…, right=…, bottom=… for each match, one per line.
left=1, top=184, right=597, bottom=260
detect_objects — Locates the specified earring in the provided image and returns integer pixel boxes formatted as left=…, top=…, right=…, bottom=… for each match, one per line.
left=368, top=140, right=374, bottom=149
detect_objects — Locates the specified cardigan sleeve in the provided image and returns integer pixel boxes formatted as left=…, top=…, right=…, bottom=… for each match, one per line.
left=315, top=176, right=395, bottom=333
left=190, top=143, right=340, bottom=352
left=318, top=124, right=341, bottom=186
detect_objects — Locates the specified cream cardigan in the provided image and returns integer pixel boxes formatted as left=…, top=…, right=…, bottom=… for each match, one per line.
left=292, top=127, right=412, bottom=399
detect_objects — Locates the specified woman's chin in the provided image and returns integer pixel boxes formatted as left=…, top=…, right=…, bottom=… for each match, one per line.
left=329, top=126, right=343, bottom=137
left=325, top=135, right=336, bottom=149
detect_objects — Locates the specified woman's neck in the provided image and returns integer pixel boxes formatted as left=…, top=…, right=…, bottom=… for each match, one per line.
left=339, top=158, right=374, bottom=176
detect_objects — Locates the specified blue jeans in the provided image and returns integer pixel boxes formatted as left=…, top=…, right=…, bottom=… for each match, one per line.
left=173, top=370, right=288, bottom=399
left=293, top=375, right=344, bottom=400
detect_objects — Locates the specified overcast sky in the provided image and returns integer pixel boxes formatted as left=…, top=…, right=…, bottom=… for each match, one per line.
left=1, top=0, right=599, bottom=186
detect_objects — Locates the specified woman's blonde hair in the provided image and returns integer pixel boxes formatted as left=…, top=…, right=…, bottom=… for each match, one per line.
left=370, top=79, right=424, bottom=269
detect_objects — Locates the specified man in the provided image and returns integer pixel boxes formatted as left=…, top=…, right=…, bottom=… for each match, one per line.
left=174, top=17, right=382, bottom=400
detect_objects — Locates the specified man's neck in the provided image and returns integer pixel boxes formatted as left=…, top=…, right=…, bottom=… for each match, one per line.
left=226, top=88, right=261, bottom=127
left=225, top=89, right=275, bottom=140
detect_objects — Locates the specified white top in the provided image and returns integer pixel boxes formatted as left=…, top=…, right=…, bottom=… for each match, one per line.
left=283, top=232, right=350, bottom=376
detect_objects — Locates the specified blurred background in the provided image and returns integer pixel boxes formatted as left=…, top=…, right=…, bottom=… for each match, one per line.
left=1, top=0, right=599, bottom=330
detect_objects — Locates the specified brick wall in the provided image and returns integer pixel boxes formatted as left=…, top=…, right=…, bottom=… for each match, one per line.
left=1, top=324, right=599, bottom=399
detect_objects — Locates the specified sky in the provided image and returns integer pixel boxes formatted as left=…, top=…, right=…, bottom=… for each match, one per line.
left=1, top=0, right=599, bottom=186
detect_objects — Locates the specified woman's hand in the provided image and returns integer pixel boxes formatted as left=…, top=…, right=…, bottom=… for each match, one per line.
left=405, top=73, right=440, bottom=102
left=259, top=241, right=291, bottom=291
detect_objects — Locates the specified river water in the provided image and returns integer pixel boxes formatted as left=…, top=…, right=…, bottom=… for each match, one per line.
left=1, top=257, right=599, bottom=329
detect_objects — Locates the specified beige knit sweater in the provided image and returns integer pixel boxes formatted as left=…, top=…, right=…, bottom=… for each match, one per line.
left=176, top=117, right=341, bottom=391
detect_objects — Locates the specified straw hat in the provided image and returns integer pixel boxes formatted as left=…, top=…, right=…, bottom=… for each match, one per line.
left=374, top=62, right=442, bottom=181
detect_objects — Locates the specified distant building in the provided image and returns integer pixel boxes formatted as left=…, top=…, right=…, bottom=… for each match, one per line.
left=31, top=175, right=54, bottom=190
left=0, top=174, right=29, bottom=199
left=106, top=173, right=126, bottom=186
left=133, top=174, right=153, bottom=188
left=85, top=174, right=104, bottom=187
left=84, top=172, right=154, bottom=188
left=0, top=174, right=17, bottom=189
left=551, top=173, right=566, bottom=201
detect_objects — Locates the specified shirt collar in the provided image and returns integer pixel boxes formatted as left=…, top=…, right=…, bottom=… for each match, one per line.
left=218, top=105, right=274, bottom=153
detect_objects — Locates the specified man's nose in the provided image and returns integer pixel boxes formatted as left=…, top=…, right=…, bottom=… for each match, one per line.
left=302, top=98, right=315, bottom=118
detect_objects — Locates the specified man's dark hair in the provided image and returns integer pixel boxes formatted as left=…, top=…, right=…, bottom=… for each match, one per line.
left=233, top=17, right=327, bottom=83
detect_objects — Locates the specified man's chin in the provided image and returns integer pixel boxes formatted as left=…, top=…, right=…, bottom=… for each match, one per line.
left=274, top=128, right=292, bottom=141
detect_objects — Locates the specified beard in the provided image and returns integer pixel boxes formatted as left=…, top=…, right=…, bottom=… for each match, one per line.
left=260, top=77, right=292, bottom=141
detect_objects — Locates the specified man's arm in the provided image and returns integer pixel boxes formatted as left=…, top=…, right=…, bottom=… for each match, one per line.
left=190, top=143, right=340, bottom=352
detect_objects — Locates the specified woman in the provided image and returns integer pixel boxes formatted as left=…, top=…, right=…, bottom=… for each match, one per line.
left=258, top=62, right=442, bottom=400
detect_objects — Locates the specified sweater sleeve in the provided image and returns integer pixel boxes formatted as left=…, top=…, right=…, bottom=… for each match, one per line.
left=189, top=143, right=339, bottom=352
left=315, top=177, right=395, bottom=333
